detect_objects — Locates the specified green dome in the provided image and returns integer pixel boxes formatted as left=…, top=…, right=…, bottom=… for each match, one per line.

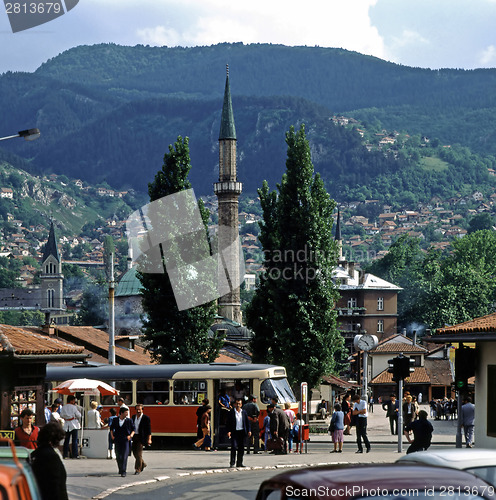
left=115, top=267, right=142, bottom=297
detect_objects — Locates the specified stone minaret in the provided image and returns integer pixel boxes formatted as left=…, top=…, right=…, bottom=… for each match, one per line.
left=214, top=65, right=243, bottom=323
left=335, top=209, right=343, bottom=262
left=40, top=222, right=64, bottom=316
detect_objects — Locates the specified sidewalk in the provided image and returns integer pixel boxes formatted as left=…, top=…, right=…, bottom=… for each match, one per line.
left=65, top=406, right=460, bottom=500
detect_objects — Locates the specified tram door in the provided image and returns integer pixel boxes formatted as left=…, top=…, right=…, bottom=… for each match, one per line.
left=213, top=378, right=252, bottom=449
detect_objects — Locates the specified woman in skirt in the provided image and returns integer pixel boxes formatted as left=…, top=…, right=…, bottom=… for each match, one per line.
left=329, top=403, right=345, bottom=453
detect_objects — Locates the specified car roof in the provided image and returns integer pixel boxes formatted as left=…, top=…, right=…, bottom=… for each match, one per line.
left=397, top=448, right=496, bottom=468
left=0, top=447, right=32, bottom=460
left=257, top=464, right=495, bottom=500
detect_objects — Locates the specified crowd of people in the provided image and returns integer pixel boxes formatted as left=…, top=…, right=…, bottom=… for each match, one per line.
left=13, top=396, right=153, bottom=499
left=13, top=389, right=476, bottom=498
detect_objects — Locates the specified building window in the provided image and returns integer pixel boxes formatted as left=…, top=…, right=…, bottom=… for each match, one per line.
left=347, top=297, right=357, bottom=309
left=47, top=289, right=54, bottom=308
left=377, top=320, right=384, bottom=333
left=377, top=297, right=384, bottom=311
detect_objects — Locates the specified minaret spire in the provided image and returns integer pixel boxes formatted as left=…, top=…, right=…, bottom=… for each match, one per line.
left=335, top=209, right=343, bottom=261
left=214, top=66, right=243, bottom=323
left=219, top=64, right=236, bottom=141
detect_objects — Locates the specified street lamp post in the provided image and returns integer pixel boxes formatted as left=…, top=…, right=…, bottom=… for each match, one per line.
left=0, top=128, right=41, bottom=142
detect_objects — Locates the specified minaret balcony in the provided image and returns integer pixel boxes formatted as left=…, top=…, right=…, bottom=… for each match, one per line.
left=214, top=181, right=243, bottom=195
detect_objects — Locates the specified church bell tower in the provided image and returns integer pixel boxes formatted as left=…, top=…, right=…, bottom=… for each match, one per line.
left=214, top=65, right=243, bottom=323
left=40, top=222, right=64, bottom=316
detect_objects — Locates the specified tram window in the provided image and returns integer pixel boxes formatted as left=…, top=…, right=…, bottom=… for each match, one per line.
left=137, top=380, right=169, bottom=405
left=113, top=381, right=132, bottom=405
left=173, top=380, right=207, bottom=405
left=260, top=378, right=296, bottom=404
left=219, top=379, right=250, bottom=404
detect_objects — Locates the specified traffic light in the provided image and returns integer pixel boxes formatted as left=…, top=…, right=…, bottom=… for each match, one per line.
left=398, top=356, right=415, bottom=379
left=455, top=346, right=476, bottom=391
left=388, top=356, right=415, bottom=381
left=388, top=357, right=400, bottom=382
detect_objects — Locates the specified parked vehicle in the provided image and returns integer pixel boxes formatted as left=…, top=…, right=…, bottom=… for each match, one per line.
left=0, top=437, right=40, bottom=500
left=256, top=463, right=496, bottom=500
left=397, top=448, right=496, bottom=487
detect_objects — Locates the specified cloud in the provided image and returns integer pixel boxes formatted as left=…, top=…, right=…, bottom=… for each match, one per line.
left=134, top=0, right=385, bottom=58
left=136, top=26, right=182, bottom=46
left=479, top=45, right=496, bottom=66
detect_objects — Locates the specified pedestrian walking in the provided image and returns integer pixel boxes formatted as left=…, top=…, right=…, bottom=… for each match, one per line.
left=342, top=394, right=352, bottom=435
left=107, top=408, right=117, bottom=459
left=460, top=397, right=475, bottom=448
left=30, top=423, right=68, bottom=500
left=382, top=393, right=399, bottom=435
left=14, top=408, right=39, bottom=450
left=227, top=398, right=251, bottom=467
left=293, top=413, right=303, bottom=453
left=352, top=394, right=370, bottom=454
left=131, top=404, right=152, bottom=474
left=59, top=395, right=81, bottom=459
left=404, top=409, right=433, bottom=454
left=244, top=395, right=261, bottom=454
left=283, top=402, right=296, bottom=453
left=195, top=398, right=210, bottom=442
left=269, top=403, right=290, bottom=454
left=110, top=407, right=135, bottom=477
left=193, top=405, right=212, bottom=451
left=329, top=403, right=344, bottom=453
left=262, top=408, right=271, bottom=452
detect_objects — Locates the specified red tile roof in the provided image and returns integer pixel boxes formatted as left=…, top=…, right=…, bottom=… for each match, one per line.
left=436, top=312, right=496, bottom=334
left=373, top=342, right=427, bottom=353
left=371, top=366, right=430, bottom=385
left=53, top=325, right=153, bottom=365
left=0, top=325, right=85, bottom=356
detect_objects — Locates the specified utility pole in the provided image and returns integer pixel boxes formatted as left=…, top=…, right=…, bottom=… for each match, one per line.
left=108, top=252, right=115, bottom=365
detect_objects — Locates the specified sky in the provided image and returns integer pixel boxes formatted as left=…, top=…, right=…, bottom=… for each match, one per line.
left=1, top=0, right=496, bottom=73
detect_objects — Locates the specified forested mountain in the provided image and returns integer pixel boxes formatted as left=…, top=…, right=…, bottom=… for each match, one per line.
left=2, top=42, right=496, bottom=202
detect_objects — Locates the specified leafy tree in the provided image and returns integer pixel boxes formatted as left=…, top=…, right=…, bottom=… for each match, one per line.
left=246, top=125, right=343, bottom=387
left=138, top=136, right=221, bottom=363
left=0, top=310, right=44, bottom=326
left=76, top=284, right=107, bottom=326
left=369, top=231, right=496, bottom=331
left=468, top=213, right=494, bottom=233
left=366, top=235, right=440, bottom=330
left=425, top=230, right=496, bottom=328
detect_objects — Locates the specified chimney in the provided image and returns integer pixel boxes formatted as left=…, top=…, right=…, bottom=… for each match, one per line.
left=42, top=313, right=55, bottom=336
left=348, top=261, right=355, bottom=279
left=413, top=330, right=417, bottom=345
left=127, top=246, right=133, bottom=270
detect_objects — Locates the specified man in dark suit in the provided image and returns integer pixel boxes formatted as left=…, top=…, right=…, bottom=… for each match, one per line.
left=382, top=393, right=399, bottom=435
left=110, top=407, right=135, bottom=477
left=269, top=403, right=290, bottom=454
left=131, top=404, right=152, bottom=475
left=227, top=397, right=251, bottom=467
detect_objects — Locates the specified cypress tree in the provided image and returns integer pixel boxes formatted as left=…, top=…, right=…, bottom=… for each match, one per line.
left=247, top=125, right=343, bottom=387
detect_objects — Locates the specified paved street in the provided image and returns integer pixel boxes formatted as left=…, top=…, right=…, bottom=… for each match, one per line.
left=64, top=405, right=462, bottom=499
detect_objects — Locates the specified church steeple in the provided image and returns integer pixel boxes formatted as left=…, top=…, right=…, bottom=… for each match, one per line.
left=40, top=221, right=64, bottom=313
left=42, top=221, right=60, bottom=264
left=219, top=65, right=236, bottom=140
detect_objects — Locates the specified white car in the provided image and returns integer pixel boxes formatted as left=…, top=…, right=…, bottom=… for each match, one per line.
left=397, top=448, right=496, bottom=487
